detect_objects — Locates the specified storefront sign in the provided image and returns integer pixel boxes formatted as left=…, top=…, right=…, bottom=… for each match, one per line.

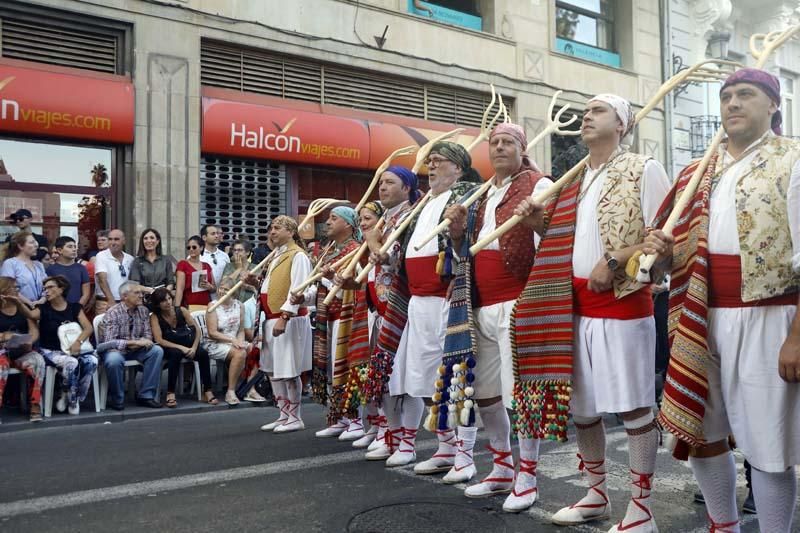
left=556, top=37, right=621, bottom=69
left=407, top=0, right=482, bottom=32
left=0, top=59, right=134, bottom=144
left=202, top=90, right=492, bottom=176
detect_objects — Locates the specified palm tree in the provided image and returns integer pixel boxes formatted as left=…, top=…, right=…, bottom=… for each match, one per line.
left=91, top=163, right=109, bottom=187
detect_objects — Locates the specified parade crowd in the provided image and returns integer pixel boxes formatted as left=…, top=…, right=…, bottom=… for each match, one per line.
left=1, top=67, right=799, bottom=533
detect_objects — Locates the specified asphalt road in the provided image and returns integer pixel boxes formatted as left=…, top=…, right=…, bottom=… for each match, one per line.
left=0, top=402, right=773, bottom=532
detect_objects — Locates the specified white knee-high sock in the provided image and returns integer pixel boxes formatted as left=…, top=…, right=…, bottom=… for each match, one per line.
left=383, top=394, right=403, bottom=450
left=400, top=396, right=424, bottom=449
left=688, top=453, right=739, bottom=532
left=751, top=465, right=797, bottom=533
left=515, top=434, right=540, bottom=493
left=271, top=379, right=289, bottom=421
left=572, top=416, right=608, bottom=509
left=621, top=412, right=658, bottom=526
left=479, top=401, right=511, bottom=450
left=284, top=377, right=302, bottom=421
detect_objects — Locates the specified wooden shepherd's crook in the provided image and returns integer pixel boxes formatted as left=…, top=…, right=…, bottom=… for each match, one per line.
left=207, top=246, right=281, bottom=313
left=636, top=24, right=800, bottom=281
left=468, top=58, right=744, bottom=256
left=321, top=219, right=387, bottom=305
left=413, top=90, right=580, bottom=251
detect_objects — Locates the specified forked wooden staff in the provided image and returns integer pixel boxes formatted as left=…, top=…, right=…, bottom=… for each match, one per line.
left=319, top=146, right=418, bottom=305
left=298, top=198, right=351, bottom=235
left=289, top=242, right=360, bottom=297
left=350, top=127, right=466, bottom=284
left=635, top=24, right=800, bottom=281
left=468, top=58, right=743, bottom=256
left=413, top=90, right=579, bottom=251
left=464, top=84, right=506, bottom=153
left=207, top=245, right=282, bottom=313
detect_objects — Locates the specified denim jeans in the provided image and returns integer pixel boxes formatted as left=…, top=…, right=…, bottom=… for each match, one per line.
left=103, top=345, right=164, bottom=407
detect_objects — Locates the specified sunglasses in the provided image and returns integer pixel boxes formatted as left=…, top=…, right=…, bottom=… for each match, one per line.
left=187, top=245, right=199, bottom=250
left=118, top=264, right=127, bottom=277
left=208, top=252, right=217, bottom=265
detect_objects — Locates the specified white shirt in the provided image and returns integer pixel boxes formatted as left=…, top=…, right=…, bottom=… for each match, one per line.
left=406, top=190, right=453, bottom=258
left=477, top=176, right=554, bottom=250
left=572, top=158, right=671, bottom=278
left=94, top=249, right=134, bottom=300
left=201, top=247, right=230, bottom=297
left=259, top=246, right=312, bottom=314
left=709, top=132, right=800, bottom=273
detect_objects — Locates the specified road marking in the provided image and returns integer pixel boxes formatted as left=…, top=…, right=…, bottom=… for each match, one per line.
left=0, top=438, right=441, bottom=519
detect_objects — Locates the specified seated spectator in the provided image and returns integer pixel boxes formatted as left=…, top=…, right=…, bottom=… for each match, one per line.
left=130, top=228, right=175, bottom=296
left=46, top=237, right=91, bottom=306
left=221, top=240, right=257, bottom=303
left=100, top=281, right=163, bottom=410
left=0, top=276, right=45, bottom=422
left=175, top=236, right=214, bottom=311
left=94, top=229, right=134, bottom=315
left=204, top=279, right=247, bottom=405
left=0, top=232, right=46, bottom=307
left=86, top=230, right=109, bottom=262
left=31, top=275, right=96, bottom=415
left=149, top=288, right=217, bottom=407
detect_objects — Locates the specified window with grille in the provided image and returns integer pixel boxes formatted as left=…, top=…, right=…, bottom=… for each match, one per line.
left=0, top=3, right=128, bottom=74
left=200, top=156, right=288, bottom=243
left=201, top=41, right=512, bottom=128
left=690, top=115, right=721, bottom=158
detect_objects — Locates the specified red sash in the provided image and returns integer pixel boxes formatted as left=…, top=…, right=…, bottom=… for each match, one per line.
left=258, top=293, right=309, bottom=320
left=572, top=277, right=653, bottom=319
left=708, top=254, right=797, bottom=308
left=474, top=250, right=526, bottom=307
left=405, top=256, right=448, bottom=297
left=367, top=280, right=387, bottom=317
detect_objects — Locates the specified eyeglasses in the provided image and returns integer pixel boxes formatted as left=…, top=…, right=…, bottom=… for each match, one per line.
left=186, top=245, right=199, bottom=250
left=118, top=264, right=127, bottom=277
left=424, top=156, right=450, bottom=167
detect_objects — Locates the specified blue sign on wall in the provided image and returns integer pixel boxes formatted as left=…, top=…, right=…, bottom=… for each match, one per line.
left=556, top=37, right=621, bottom=68
left=407, top=0, right=482, bottom=32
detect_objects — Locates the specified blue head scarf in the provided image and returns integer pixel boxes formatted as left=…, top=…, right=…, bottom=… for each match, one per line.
left=386, top=165, right=422, bottom=204
left=331, top=205, right=362, bottom=241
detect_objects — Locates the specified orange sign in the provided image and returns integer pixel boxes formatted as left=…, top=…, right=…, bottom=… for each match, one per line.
left=0, top=59, right=134, bottom=144
left=201, top=88, right=492, bottom=177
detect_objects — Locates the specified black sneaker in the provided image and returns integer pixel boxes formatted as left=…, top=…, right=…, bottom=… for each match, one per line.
left=694, top=491, right=705, bottom=504
left=136, top=398, right=163, bottom=409
left=742, top=490, right=756, bottom=514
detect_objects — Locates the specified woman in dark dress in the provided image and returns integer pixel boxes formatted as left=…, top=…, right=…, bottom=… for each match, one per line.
left=149, top=288, right=217, bottom=407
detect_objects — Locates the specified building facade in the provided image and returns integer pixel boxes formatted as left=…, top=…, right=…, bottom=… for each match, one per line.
left=666, top=0, right=800, bottom=177
left=0, top=0, right=666, bottom=256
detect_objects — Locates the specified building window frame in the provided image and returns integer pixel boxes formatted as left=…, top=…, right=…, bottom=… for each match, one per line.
left=554, top=1, right=621, bottom=68
left=781, top=71, right=797, bottom=138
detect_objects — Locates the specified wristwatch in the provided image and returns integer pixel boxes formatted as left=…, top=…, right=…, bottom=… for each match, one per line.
left=604, top=251, right=620, bottom=272
left=280, top=312, right=291, bottom=321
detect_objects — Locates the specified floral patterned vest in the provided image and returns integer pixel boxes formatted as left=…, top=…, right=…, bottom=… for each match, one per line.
left=596, top=151, right=652, bottom=298
left=733, top=135, right=800, bottom=301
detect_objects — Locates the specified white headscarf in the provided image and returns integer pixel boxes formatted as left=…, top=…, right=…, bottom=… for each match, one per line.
left=588, top=93, right=635, bottom=139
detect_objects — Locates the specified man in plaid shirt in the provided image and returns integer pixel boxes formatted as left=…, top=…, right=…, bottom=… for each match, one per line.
left=101, top=281, right=164, bottom=410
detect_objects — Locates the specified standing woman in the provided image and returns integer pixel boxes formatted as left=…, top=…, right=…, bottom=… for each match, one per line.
left=149, top=288, right=217, bottom=407
left=221, top=240, right=257, bottom=303
left=175, top=236, right=214, bottom=310
left=32, top=275, right=97, bottom=415
left=0, top=277, right=46, bottom=422
left=0, top=232, right=46, bottom=307
left=129, top=228, right=175, bottom=295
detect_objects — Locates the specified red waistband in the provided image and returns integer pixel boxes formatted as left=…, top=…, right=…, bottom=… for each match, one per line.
left=367, top=280, right=387, bottom=317
left=573, top=277, right=653, bottom=319
left=474, top=250, right=525, bottom=307
left=259, top=293, right=308, bottom=320
left=405, top=255, right=448, bottom=297
left=709, top=254, right=798, bottom=308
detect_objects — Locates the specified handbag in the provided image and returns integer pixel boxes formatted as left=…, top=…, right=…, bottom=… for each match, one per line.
left=58, top=322, right=94, bottom=354
left=164, top=324, right=196, bottom=348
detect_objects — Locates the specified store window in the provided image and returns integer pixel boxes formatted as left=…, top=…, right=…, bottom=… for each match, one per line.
left=407, top=0, right=482, bottom=32
left=0, top=139, right=113, bottom=256
left=555, top=1, right=620, bottom=68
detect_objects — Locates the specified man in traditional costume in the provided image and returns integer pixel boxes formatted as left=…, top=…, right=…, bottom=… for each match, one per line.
left=644, top=68, right=800, bottom=533
left=294, top=206, right=362, bottom=438
left=363, top=143, right=478, bottom=467
left=431, top=123, right=551, bottom=513
left=257, top=216, right=313, bottom=433
left=514, top=94, right=670, bottom=531
left=341, top=168, right=421, bottom=455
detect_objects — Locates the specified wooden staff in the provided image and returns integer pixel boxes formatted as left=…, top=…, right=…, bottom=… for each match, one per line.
left=413, top=90, right=579, bottom=251
left=290, top=246, right=360, bottom=297
left=298, top=198, right=350, bottom=235
left=207, top=246, right=281, bottom=313
left=465, top=84, right=506, bottom=153
left=322, top=219, right=386, bottom=305
left=636, top=24, right=800, bottom=281
left=468, top=58, right=743, bottom=256
left=353, top=145, right=418, bottom=214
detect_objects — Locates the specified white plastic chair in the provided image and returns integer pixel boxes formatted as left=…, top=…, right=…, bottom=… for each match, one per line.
left=190, top=310, right=225, bottom=391
left=44, top=361, right=101, bottom=417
